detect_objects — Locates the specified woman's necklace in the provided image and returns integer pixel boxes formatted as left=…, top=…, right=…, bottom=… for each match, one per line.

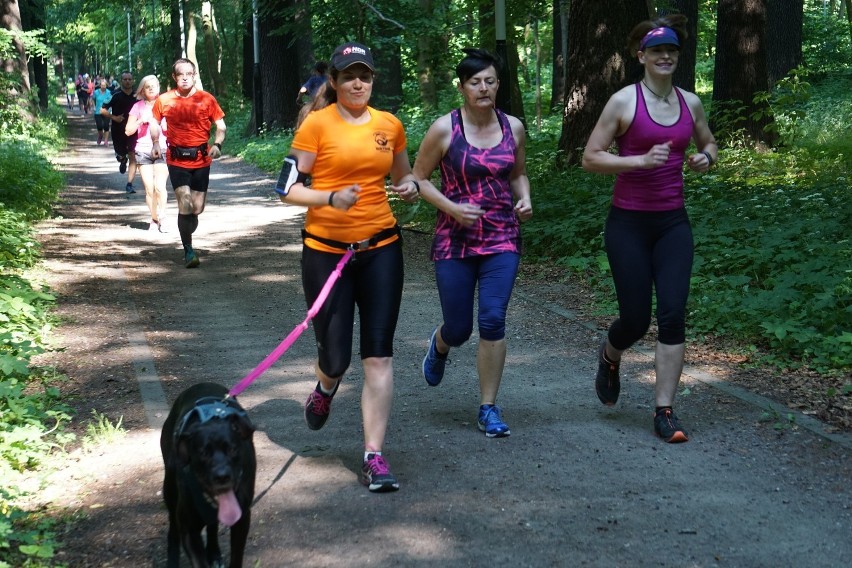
left=642, top=80, right=673, bottom=105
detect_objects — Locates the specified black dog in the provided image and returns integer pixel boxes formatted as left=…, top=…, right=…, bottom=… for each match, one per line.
left=160, top=382, right=256, bottom=568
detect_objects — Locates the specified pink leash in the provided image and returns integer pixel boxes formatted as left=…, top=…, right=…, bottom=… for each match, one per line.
left=228, top=249, right=354, bottom=398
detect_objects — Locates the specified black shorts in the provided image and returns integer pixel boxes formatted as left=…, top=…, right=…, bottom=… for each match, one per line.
left=302, top=240, right=404, bottom=378
left=94, top=114, right=110, bottom=131
left=167, top=164, right=211, bottom=192
left=111, top=129, right=138, bottom=156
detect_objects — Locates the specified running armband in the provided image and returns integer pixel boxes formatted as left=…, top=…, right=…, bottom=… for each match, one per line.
left=275, top=155, right=309, bottom=196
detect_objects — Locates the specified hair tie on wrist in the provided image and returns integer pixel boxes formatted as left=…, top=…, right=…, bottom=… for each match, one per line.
left=700, top=150, right=714, bottom=166
left=328, top=191, right=336, bottom=206
left=411, top=180, right=420, bottom=193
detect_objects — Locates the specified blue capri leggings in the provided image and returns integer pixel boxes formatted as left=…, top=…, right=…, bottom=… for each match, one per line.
left=435, top=252, right=520, bottom=346
left=302, top=240, right=403, bottom=378
left=604, top=206, right=693, bottom=348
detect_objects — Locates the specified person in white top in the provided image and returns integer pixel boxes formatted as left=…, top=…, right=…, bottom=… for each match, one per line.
left=126, top=75, right=169, bottom=233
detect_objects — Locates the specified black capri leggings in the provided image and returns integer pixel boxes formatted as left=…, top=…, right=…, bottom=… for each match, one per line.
left=302, top=239, right=404, bottom=378
left=604, top=206, right=693, bottom=348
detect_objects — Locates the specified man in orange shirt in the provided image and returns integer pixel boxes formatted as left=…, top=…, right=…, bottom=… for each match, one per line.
left=151, top=59, right=226, bottom=268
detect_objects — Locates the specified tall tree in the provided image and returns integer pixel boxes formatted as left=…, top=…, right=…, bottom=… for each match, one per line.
left=713, top=0, right=775, bottom=146
left=666, top=0, right=699, bottom=93
left=766, top=0, right=803, bottom=84
left=201, top=1, right=225, bottom=97
left=2, top=0, right=33, bottom=121
left=550, top=0, right=568, bottom=112
left=258, top=0, right=302, bottom=129
left=478, top=0, right=527, bottom=124
left=293, top=0, right=313, bottom=82
left=371, top=21, right=404, bottom=113
left=20, top=0, right=48, bottom=110
left=416, top=0, right=438, bottom=109
left=169, top=0, right=184, bottom=65
left=557, top=0, right=649, bottom=166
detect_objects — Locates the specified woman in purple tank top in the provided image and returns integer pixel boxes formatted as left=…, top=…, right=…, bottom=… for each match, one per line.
left=413, top=48, right=532, bottom=439
left=582, top=14, right=717, bottom=443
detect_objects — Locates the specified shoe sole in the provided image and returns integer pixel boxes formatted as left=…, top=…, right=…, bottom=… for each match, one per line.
left=363, top=479, right=400, bottom=492
left=478, top=424, right=511, bottom=438
left=658, top=430, right=689, bottom=443
left=595, top=385, right=617, bottom=407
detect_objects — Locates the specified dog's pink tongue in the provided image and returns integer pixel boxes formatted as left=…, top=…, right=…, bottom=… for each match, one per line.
left=217, top=490, right=242, bottom=526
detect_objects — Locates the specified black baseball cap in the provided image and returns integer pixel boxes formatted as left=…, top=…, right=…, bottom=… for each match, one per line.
left=330, top=42, right=375, bottom=72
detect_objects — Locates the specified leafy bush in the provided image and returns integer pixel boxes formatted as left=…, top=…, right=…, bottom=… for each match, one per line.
left=0, top=94, right=68, bottom=566
left=0, top=140, right=64, bottom=221
left=688, top=146, right=850, bottom=370
left=0, top=209, right=42, bottom=271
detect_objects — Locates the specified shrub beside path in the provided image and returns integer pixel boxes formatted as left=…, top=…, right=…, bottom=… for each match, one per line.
left=33, top=111, right=851, bottom=567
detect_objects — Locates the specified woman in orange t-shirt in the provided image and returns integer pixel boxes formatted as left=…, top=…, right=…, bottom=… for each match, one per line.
left=279, top=42, right=420, bottom=493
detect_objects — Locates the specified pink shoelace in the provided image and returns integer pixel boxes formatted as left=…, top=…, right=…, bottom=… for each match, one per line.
left=307, top=390, right=332, bottom=415
left=365, top=454, right=390, bottom=475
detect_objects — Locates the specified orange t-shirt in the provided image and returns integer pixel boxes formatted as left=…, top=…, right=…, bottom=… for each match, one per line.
left=290, top=104, right=406, bottom=253
left=152, top=89, right=225, bottom=169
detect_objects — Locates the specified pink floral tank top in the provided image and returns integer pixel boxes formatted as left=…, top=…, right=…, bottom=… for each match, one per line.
left=432, top=108, right=521, bottom=260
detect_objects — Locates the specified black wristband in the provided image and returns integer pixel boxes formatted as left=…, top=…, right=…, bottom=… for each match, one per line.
left=411, top=179, right=420, bottom=193
left=328, top=191, right=336, bottom=206
left=214, top=142, right=222, bottom=150
left=700, top=150, right=714, bottom=165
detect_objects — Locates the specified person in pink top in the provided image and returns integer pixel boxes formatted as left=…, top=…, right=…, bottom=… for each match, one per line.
left=582, top=14, right=717, bottom=443
left=126, top=75, right=169, bottom=233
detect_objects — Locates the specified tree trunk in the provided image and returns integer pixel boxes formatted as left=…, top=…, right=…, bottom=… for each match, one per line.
left=1, top=0, right=34, bottom=122
left=550, top=0, right=568, bottom=113
left=258, top=0, right=301, bottom=129
left=242, top=1, right=253, bottom=100
left=20, top=0, right=48, bottom=110
left=168, top=0, right=183, bottom=65
left=533, top=17, right=542, bottom=130
left=557, top=0, right=649, bottom=166
left=713, top=0, right=775, bottom=146
left=201, top=2, right=225, bottom=97
left=294, top=0, right=313, bottom=82
left=666, top=0, right=699, bottom=93
left=372, top=27, right=403, bottom=113
left=478, top=1, right=526, bottom=122
left=416, top=0, right=438, bottom=109
left=185, top=9, right=203, bottom=91
left=506, top=30, right=527, bottom=126
left=766, top=0, right=803, bottom=84
left=846, top=0, right=852, bottom=44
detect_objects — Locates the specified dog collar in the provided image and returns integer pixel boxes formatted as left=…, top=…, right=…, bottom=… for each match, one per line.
left=174, top=396, right=248, bottom=444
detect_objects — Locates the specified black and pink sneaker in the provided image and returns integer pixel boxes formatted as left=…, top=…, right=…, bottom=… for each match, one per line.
left=361, top=453, right=399, bottom=492
left=304, top=381, right=338, bottom=431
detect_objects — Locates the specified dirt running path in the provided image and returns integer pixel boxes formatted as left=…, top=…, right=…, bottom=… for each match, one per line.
left=33, top=111, right=851, bottom=567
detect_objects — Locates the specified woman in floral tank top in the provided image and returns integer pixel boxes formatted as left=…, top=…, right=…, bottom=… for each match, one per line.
left=413, top=48, right=532, bottom=439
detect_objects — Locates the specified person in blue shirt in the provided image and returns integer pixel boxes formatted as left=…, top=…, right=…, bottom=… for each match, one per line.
left=91, top=79, right=113, bottom=146
left=296, top=61, right=328, bottom=105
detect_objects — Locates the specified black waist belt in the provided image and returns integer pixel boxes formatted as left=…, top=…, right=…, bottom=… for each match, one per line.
left=302, top=225, right=401, bottom=251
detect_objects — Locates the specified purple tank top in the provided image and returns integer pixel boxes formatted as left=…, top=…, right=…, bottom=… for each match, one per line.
left=612, top=83, right=694, bottom=211
left=432, top=108, right=521, bottom=260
